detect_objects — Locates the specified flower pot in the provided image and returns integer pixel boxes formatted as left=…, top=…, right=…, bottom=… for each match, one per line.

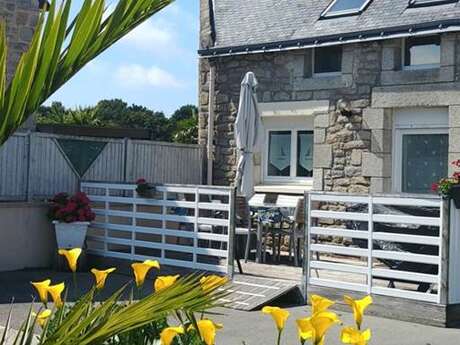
left=53, top=221, right=89, bottom=249
left=451, top=185, right=460, bottom=209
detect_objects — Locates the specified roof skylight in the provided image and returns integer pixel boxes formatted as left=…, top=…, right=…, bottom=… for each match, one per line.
left=321, top=0, right=373, bottom=18
left=408, top=0, right=458, bottom=7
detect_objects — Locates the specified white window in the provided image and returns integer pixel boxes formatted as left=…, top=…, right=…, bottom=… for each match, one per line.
left=313, top=46, right=342, bottom=76
left=393, top=108, right=448, bottom=194
left=321, top=0, right=373, bottom=18
left=403, top=35, right=441, bottom=70
left=264, top=128, right=313, bottom=182
left=408, top=0, right=458, bottom=7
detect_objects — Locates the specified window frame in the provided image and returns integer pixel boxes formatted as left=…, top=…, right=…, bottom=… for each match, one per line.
left=263, top=127, right=314, bottom=184
left=320, top=0, right=373, bottom=18
left=402, top=36, right=441, bottom=71
left=312, top=46, right=343, bottom=77
left=392, top=127, right=448, bottom=194
left=408, top=0, right=458, bottom=8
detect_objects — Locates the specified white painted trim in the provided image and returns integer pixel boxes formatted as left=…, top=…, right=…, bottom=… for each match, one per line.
left=262, top=126, right=314, bottom=184
left=259, top=101, right=329, bottom=117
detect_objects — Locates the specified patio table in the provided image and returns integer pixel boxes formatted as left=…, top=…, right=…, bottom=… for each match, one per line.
left=248, top=193, right=302, bottom=263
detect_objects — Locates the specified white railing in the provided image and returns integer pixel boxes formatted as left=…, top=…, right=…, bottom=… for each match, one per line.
left=306, top=192, right=447, bottom=304
left=81, top=182, right=235, bottom=275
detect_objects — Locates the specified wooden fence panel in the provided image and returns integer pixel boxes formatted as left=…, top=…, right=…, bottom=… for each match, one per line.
left=0, top=133, right=205, bottom=200
left=83, top=139, right=125, bottom=182
left=0, top=134, right=28, bottom=200
left=29, top=133, right=79, bottom=199
left=126, top=140, right=204, bottom=184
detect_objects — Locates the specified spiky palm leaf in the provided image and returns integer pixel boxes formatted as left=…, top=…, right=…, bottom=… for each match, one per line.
left=0, top=0, right=173, bottom=145
left=1, top=275, right=228, bottom=345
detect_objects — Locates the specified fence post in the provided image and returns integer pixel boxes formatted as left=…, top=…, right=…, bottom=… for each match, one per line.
left=367, top=195, right=374, bottom=295
left=123, top=138, right=129, bottom=183
left=301, top=191, right=310, bottom=303
left=439, top=198, right=450, bottom=305
left=227, top=186, right=236, bottom=279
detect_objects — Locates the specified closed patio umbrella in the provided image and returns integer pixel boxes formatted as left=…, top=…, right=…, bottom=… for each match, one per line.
left=235, top=72, right=260, bottom=198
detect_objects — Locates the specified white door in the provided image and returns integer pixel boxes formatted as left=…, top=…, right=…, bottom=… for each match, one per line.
left=393, top=107, right=449, bottom=194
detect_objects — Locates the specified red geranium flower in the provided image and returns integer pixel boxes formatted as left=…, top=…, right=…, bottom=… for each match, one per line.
left=48, top=192, right=95, bottom=223
left=136, top=178, right=147, bottom=185
left=431, top=183, right=439, bottom=192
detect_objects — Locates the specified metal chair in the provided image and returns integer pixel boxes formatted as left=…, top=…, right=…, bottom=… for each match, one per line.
left=234, top=196, right=258, bottom=262
left=286, top=198, right=305, bottom=266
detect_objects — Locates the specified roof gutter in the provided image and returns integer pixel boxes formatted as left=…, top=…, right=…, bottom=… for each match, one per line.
left=198, top=18, right=460, bottom=58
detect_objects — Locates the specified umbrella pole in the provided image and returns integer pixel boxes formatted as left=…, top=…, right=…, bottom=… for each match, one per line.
left=207, top=65, right=216, bottom=185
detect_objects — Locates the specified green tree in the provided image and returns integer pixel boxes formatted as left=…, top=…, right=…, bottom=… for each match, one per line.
left=36, top=100, right=198, bottom=143
left=170, top=104, right=198, bottom=144
left=0, top=0, right=173, bottom=145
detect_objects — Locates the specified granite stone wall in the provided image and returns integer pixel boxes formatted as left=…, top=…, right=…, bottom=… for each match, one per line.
left=199, top=42, right=382, bottom=192
left=0, top=0, right=38, bottom=81
left=0, top=0, right=38, bottom=131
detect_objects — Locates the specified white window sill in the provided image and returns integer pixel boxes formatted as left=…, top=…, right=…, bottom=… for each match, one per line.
left=255, top=184, right=312, bottom=195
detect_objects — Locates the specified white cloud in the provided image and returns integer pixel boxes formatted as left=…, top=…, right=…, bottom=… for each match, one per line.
left=121, top=19, right=185, bottom=58
left=115, top=64, right=184, bottom=88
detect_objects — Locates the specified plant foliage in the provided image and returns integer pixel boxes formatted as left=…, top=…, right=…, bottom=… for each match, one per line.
left=0, top=0, right=174, bottom=145
left=1, top=275, right=227, bottom=345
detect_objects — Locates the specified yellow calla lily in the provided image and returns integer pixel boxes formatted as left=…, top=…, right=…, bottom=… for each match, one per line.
left=341, top=327, right=372, bottom=345
left=190, top=319, right=223, bottom=345
left=58, top=248, right=82, bottom=272
left=47, top=282, right=65, bottom=308
left=310, top=294, right=335, bottom=315
left=33, top=309, right=52, bottom=328
left=344, top=295, right=373, bottom=329
left=154, top=275, right=180, bottom=292
left=160, top=326, right=184, bottom=345
left=296, top=311, right=341, bottom=345
left=200, top=275, right=228, bottom=293
left=91, top=268, right=116, bottom=290
left=31, top=279, right=51, bottom=304
left=131, top=260, right=160, bottom=287
left=262, top=306, right=290, bottom=331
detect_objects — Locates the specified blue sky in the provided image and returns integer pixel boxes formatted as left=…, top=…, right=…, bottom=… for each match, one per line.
left=46, top=0, right=199, bottom=116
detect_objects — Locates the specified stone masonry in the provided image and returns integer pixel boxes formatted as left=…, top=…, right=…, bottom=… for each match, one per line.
left=0, top=0, right=38, bottom=130
left=199, top=1, right=460, bottom=194
left=0, top=0, right=38, bottom=80
left=199, top=24, right=381, bottom=193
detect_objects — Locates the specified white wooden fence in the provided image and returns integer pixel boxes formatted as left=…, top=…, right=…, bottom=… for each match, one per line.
left=306, top=192, right=446, bottom=304
left=81, top=182, right=235, bottom=274
left=0, top=132, right=205, bottom=200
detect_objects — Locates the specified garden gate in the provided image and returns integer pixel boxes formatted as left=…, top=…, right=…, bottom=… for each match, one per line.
left=81, top=182, right=235, bottom=275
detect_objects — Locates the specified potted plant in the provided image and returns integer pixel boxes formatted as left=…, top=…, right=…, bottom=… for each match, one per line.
left=136, top=178, right=155, bottom=198
left=432, top=159, right=460, bottom=209
left=48, top=192, right=96, bottom=249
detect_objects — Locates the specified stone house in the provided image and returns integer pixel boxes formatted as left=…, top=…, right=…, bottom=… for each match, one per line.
left=198, top=0, right=460, bottom=196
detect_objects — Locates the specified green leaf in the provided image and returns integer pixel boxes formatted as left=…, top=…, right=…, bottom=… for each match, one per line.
left=0, top=0, right=174, bottom=145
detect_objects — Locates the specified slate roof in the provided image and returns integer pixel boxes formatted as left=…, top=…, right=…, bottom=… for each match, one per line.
left=200, top=0, right=460, bottom=56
